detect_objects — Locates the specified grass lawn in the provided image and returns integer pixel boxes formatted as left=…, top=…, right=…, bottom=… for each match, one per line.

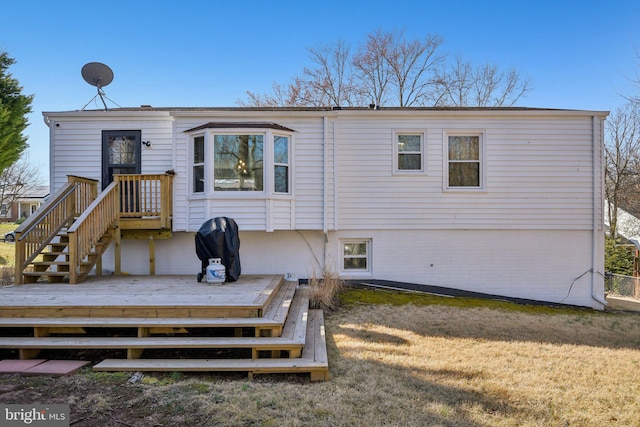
left=0, top=222, right=17, bottom=269
left=1, top=288, right=639, bottom=426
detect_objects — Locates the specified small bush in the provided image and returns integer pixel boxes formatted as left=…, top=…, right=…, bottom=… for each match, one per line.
left=307, top=266, right=343, bottom=311
left=605, top=236, right=635, bottom=275
left=0, top=267, right=14, bottom=286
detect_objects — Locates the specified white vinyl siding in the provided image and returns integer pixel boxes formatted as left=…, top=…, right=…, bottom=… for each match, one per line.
left=48, top=115, right=174, bottom=190
left=335, top=115, right=597, bottom=231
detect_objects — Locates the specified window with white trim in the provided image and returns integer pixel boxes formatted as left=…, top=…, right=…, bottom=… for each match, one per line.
left=342, top=239, right=371, bottom=272
left=193, top=135, right=205, bottom=193
left=446, top=132, right=484, bottom=189
left=188, top=124, right=294, bottom=196
left=214, top=134, right=264, bottom=191
left=274, top=135, right=290, bottom=193
left=394, top=132, right=424, bottom=173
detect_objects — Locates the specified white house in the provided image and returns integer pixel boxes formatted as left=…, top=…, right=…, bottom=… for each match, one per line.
left=41, top=106, right=609, bottom=309
left=0, top=185, right=49, bottom=222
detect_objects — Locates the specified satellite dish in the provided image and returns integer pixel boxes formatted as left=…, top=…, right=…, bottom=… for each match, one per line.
left=81, top=62, right=114, bottom=88
left=81, top=62, right=119, bottom=111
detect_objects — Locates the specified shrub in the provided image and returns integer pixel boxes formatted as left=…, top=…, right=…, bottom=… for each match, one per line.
left=605, top=236, right=635, bottom=275
left=0, top=267, right=14, bottom=286
left=307, top=266, right=343, bottom=311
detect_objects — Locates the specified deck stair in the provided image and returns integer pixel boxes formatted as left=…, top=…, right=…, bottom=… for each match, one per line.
left=14, top=174, right=174, bottom=285
left=0, top=278, right=329, bottom=381
left=22, top=228, right=114, bottom=284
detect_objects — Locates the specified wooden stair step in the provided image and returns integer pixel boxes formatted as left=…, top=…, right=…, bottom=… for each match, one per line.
left=0, top=317, right=284, bottom=329
left=92, top=358, right=327, bottom=375
left=22, top=271, right=69, bottom=277
left=280, top=287, right=309, bottom=342
left=263, top=278, right=297, bottom=322
left=93, top=309, right=329, bottom=381
left=0, top=336, right=305, bottom=350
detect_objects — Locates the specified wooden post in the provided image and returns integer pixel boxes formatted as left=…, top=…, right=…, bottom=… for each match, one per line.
left=68, top=231, right=78, bottom=284
left=114, top=227, right=122, bottom=275
left=149, top=235, right=155, bottom=275
left=96, top=255, right=102, bottom=276
left=14, top=231, right=24, bottom=285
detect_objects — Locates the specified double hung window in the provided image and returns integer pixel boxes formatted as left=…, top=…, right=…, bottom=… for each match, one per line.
left=446, top=132, right=484, bottom=189
left=394, top=132, right=425, bottom=173
left=342, top=240, right=371, bottom=273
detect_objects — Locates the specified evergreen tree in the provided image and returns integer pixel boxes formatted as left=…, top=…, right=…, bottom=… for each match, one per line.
left=0, top=51, right=33, bottom=174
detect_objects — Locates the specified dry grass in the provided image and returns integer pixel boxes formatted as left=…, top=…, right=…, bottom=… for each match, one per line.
left=0, top=223, right=16, bottom=286
left=0, top=223, right=16, bottom=269
left=307, top=266, right=343, bottom=311
left=2, top=289, right=640, bottom=426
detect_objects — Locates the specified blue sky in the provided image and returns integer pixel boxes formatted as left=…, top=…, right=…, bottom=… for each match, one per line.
left=1, top=0, right=639, bottom=183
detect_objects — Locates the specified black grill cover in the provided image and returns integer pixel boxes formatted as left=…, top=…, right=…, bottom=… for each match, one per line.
left=195, top=217, right=241, bottom=282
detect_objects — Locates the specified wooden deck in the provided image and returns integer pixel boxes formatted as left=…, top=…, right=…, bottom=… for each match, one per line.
left=0, top=275, right=329, bottom=381
left=0, top=274, right=282, bottom=318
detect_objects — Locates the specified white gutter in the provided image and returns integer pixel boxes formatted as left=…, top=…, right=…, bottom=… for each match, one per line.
left=592, top=115, right=607, bottom=306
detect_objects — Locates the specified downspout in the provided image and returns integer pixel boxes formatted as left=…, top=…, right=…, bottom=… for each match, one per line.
left=322, top=115, right=329, bottom=272
left=592, top=115, right=607, bottom=306
left=43, top=114, right=54, bottom=190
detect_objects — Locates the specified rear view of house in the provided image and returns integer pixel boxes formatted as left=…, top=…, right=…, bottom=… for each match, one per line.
left=35, top=106, right=608, bottom=309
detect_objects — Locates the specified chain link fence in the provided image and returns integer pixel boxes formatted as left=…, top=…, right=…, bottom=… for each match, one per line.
left=605, top=273, right=640, bottom=300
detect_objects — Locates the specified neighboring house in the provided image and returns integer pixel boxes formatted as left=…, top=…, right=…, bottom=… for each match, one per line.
left=41, top=106, right=609, bottom=309
left=604, top=202, right=640, bottom=249
left=0, top=185, right=49, bottom=222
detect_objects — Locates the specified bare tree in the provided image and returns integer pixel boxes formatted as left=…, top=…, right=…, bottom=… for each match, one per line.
left=302, top=40, right=365, bottom=107
left=353, top=30, right=393, bottom=107
left=0, top=154, right=42, bottom=220
left=435, top=56, right=531, bottom=107
left=605, top=103, right=640, bottom=238
left=379, top=30, right=445, bottom=106
left=240, top=79, right=309, bottom=107
left=239, top=30, right=530, bottom=108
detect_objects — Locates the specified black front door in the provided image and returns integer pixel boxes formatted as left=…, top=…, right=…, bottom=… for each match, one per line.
left=102, top=130, right=142, bottom=190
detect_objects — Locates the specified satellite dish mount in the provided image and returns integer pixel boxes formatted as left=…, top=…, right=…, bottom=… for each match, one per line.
left=81, top=62, right=120, bottom=110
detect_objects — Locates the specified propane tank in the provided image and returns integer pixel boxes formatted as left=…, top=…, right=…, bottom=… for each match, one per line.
left=205, top=258, right=226, bottom=284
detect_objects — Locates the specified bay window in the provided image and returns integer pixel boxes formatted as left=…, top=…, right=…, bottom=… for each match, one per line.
left=188, top=123, right=294, bottom=196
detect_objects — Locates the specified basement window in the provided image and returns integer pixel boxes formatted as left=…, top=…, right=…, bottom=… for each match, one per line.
left=342, top=239, right=371, bottom=273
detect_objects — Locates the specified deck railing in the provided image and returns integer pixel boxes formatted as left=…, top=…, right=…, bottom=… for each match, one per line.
left=14, top=176, right=99, bottom=284
left=115, top=174, right=173, bottom=228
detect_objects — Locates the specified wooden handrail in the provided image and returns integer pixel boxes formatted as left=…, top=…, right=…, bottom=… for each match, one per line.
left=14, top=176, right=98, bottom=284
left=67, top=181, right=119, bottom=284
